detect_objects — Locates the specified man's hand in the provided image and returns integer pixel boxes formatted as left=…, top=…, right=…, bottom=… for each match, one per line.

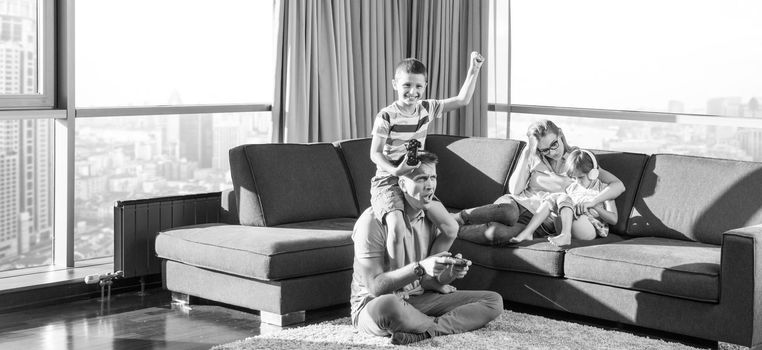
left=436, top=253, right=471, bottom=285
left=419, top=251, right=453, bottom=278
left=469, top=51, right=485, bottom=74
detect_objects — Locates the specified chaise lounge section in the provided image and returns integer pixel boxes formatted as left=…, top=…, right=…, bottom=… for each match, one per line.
left=154, top=134, right=762, bottom=348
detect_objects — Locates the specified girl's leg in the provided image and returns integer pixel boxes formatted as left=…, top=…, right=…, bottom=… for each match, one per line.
left=570, top=215, right=597, bottom=241
left=426, top=201, right=459, bottom=255
left=548, top=206, right=573, bottom=246
left=508, top=202, right=551, bottom=243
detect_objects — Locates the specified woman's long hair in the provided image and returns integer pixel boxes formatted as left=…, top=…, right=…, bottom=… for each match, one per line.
left=526, top=119, right=572, bottom=159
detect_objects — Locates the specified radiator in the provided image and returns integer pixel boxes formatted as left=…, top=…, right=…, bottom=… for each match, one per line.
left=114, top=192, right=222, bottom=278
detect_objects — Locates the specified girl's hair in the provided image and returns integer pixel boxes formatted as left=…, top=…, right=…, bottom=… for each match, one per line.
left=525, top=119, right=572, bottom=157
left=564, top=149, right=595, bottom=177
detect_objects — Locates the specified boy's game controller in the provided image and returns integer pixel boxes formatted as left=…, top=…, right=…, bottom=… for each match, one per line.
left=393, top=139, right=422, bottom=166
left=405, top=139, right=422, bottom=166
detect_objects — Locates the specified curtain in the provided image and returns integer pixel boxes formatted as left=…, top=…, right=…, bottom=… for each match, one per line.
left=410, top=0, right=489, bottom=136
left=273, top=0, right=488, bottom=143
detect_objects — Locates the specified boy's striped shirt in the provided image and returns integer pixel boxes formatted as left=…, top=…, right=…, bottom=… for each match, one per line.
left=371, top=99, right=443, bottom=175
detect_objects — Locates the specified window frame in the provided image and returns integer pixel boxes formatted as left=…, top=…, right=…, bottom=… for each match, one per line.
left=0, top=0, right=55, bottom=109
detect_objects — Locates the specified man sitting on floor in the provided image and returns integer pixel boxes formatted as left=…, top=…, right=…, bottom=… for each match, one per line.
left=350, top=150, right=503, bottom=345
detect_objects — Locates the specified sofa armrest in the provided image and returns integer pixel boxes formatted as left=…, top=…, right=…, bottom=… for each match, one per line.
left=220, top=189, right=240, bottom=225
left=720, top=224, right=762, bottom=348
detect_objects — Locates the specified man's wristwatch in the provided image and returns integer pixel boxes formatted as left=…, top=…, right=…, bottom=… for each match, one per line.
left=413, top=261, right=426, bottom=280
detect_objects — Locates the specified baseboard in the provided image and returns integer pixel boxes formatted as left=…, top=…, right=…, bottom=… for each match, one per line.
left=0, top=273, right=163, bottom=313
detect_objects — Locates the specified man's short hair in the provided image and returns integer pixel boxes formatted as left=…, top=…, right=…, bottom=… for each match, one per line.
left=395, top=58, right=428, bottom=81
left=416, top=150, right=438, bottom=166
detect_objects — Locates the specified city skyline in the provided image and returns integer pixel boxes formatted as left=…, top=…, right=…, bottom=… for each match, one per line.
left=0, top=0, right=52, bottom=271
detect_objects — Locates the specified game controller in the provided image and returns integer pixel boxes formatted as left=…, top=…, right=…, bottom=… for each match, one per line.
left=445, top=257, right=469, bottom=266
left=392, top=139, right=422, bottom=166
left=405, top=139, right=422, bottom=166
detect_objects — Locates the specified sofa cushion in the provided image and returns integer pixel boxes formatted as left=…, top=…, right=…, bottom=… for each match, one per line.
left=593, top=150, right=648, bottom=236
left=451, top=234, right=624, bottom=277
left=229, top=143, right=359, bottom=227
left=335, top=138, right=375, bottom=212
left=426, top=135, right=523, bottom=210
left=564, top=237, right=720, bottom=302
left=155, top=223, right=354, bottom=281
left=627, top=154, right=762, bottom=244
left=276, top=217, right=357, bottom=231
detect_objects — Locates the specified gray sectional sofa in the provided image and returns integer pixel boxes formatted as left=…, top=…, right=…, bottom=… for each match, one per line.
left=154, top=134, right=761, bottom=348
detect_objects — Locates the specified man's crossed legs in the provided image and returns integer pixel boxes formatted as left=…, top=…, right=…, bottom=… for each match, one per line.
left=357, top=290, right=503, bottom=345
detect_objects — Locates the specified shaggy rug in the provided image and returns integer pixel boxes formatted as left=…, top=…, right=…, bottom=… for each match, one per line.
left=212, top=309, right=724, bottom=350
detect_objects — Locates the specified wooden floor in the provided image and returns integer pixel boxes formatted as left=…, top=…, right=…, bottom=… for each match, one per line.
left=0, top=286, right=733, bottom=350
left=0, top=288, right=349, bottom=350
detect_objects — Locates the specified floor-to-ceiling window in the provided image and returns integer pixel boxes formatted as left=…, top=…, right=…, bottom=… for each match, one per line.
left=0, top=0, right=275, bottom=272
left=73, top=0, right=274, bottom=262
left=489, top=0, right=762, bottom=162
left=0, top=0, right=56, bottom=272
left=4, top=0, right=761, bottom=276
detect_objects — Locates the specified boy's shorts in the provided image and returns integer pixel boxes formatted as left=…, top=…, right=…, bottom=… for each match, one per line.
left=370, top=175, right=404, bottom=221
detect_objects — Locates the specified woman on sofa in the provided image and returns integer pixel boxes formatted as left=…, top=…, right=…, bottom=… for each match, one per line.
left=453, top=119, right=625, bottom=245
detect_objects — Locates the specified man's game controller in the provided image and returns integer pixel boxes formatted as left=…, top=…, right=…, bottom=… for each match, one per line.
left=405, top=139, right=422, bottom=166
left=445, top=257, right=469, bottom=266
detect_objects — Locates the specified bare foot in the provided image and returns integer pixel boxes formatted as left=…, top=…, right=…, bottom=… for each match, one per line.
left=547, top=233, right=571, bottom=247
left=421, top=274, right=457, bottom=294
left=506, top=231, right=533, bottom=245
left=431, top=283, right=457, bottom=294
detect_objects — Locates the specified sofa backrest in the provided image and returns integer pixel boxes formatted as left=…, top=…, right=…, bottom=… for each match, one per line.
left=592, top=150, right=649, bottom=236
left=335, top=138, right=375, bottom=212
left=229, top=143, right=359, bottom=227
left=626, top=153, right=762, bottom=245
left=426, top=135, right=523, bottom=210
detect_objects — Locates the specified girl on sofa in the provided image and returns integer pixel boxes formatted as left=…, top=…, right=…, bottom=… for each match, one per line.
left=508, top=148, right=619, bottom=246
left=453, top=119, right=625, bottom=246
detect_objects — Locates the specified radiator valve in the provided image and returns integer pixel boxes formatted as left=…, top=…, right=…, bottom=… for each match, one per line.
left=84, top=270, right=124, bottom=286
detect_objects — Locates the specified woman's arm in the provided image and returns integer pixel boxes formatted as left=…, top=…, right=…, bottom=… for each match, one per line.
left=591, top=201, right=618, bottom=225
left=589, top=168, right=625, bottom=205
left=507, top=146, right=532, bottom=195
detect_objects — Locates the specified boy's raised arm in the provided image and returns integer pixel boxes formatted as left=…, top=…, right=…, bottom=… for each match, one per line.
left=441, top=51, right=485, bottom=113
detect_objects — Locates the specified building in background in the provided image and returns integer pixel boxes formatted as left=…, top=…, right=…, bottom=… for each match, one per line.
left=0, top=0, right=53, bottom=268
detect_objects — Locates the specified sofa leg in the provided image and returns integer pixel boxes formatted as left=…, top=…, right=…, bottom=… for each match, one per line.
left=260, top=310, right=306, bottom=326
left=170, top=292, right=194, bottom=312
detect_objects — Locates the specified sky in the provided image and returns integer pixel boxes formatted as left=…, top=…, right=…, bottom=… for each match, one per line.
left=510, top=0, right=762, bottom=113
left=75, top=0, right=274, bottom=107
left=73, top=0, right=762, bottom=115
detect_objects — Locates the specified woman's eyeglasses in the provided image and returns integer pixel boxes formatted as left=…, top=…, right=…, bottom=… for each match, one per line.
left=538, top=139, right=559, bottom=154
